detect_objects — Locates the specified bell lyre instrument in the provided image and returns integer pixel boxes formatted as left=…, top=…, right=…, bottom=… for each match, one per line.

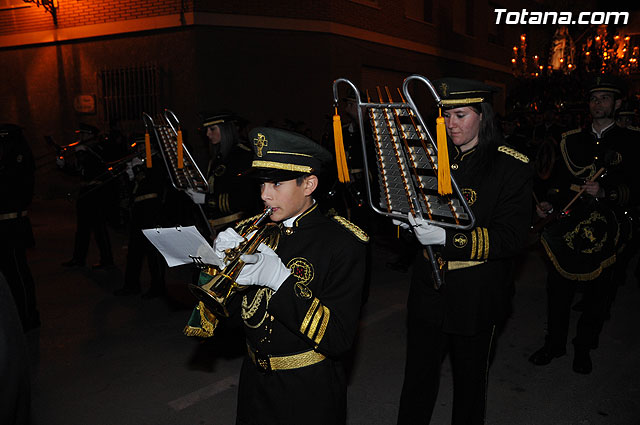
left=142, top=109, right=214, bottom=238
left=188, top=207, right=281, bottom=318
left=332, top=75, right=476, bottom=288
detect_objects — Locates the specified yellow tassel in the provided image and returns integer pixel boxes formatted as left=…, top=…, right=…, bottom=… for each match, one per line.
left=436, top=108, right=452, bottom=195
left=144, top=131, right=152, bottom=168
left=332, top=107, right=350, bottom=183
left=177, top=128, right=184, bottom=169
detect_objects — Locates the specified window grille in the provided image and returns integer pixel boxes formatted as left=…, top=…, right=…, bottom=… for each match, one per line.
left=99, top=64, right=161, bottom=123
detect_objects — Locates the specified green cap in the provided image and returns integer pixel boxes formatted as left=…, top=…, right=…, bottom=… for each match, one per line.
left=587, top=74, right=622, bottom=96
left=246, top=127, right=332, bottom=181
left=201, top=112, right=236, bottom=128
left=434, top=77, right=498, bottom=108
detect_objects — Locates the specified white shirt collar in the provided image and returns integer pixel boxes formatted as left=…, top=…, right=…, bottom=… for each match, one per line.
left=282, top=199, right=315, bottom=227
left=591, top=121, right=615, bottom=138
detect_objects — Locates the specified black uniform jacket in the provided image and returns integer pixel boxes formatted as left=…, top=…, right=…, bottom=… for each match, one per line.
left=213, top=203, right=367, bottom=425
left=537, top=124, right=639, bottom=280
left=0, top=127, right=35, bottom=249
left=408, top=143, right=533, bottom=335
left=205, top=143, right=260, bottom=229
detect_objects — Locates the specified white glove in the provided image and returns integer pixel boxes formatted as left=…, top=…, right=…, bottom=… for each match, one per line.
left=213, top=228, right=245, bottom=263
left=392, top=218, right=410, bottom=230
left=408, top=213, right=446, bottom=246
left=186, top=188, right=206, bottom=205
left=237, top=243, right=291, bottom=292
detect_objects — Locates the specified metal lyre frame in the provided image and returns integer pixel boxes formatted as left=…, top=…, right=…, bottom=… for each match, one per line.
left=332, top=75, right=476, bottom=287
left=142, top=109, right=214, bottom=238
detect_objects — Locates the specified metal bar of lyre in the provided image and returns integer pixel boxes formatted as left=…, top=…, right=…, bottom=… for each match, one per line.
left=332, top=75, right=477, bottom=288
left=142, top=110, right=214, bottom=239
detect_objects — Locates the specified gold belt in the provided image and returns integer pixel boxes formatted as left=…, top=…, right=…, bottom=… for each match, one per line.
left=447, top=260, right=486, bottom=271
left=247, top=344, right=326, bottom=373
left=422, top=249, right=485, bottom=271
left=0, top=211, right=27, bottom=221
left=133, top=193, right=158, bottom=203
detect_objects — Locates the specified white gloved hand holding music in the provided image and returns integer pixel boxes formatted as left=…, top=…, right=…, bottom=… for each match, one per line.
left=238, top=243, right=291, bottom=292
left=213, top=228, right=245, bottom=264
left=408, top=213, right=446, bottom=246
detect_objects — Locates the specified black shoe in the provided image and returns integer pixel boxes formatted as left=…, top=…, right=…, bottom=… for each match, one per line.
left=572, top=349, right=592, bottom=374
left=62, top=259, right=85, bottom=267
left=92, top=263, right=115, bottom=270
left=528, top=345, right=566, bottom=366
left=114, top=286, right=141, bottom=296
left=141, top=288, right=166, bottom=299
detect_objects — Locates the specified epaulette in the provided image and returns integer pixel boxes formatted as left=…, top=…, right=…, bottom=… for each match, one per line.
left=331, top=215, right=369, bottom=243
left=234, top=212, right=262, bottom=231
left=497, top=145, right=529, bottom=163
left=237, top=143, right=252, bottom=152
left=561, top=127, right=582, bottom=139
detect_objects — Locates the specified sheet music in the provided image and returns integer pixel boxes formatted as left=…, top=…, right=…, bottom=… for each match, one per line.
left=142, top=226, right=221, bottom=267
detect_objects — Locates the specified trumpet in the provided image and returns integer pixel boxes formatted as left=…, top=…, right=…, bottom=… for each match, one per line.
left=189, top=207, right=281, bottom=318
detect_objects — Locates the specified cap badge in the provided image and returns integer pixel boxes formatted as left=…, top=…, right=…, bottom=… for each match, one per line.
left=253, top=133, right=268, bottom=157
left=439, top=82, right=448, bottom=97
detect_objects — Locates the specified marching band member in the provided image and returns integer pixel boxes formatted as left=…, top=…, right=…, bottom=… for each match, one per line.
left=397, top=78, right=533, bottom=425
left=185, top=127, right=368, bottom=425
left=529, top=75, right=639, bottom=374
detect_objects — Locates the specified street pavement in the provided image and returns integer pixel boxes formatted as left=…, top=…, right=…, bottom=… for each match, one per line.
left=23, top=198, right=640, bottom=425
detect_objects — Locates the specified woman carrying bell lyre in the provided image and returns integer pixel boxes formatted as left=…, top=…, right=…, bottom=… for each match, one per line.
left=397, top=77, right=533, bottom=425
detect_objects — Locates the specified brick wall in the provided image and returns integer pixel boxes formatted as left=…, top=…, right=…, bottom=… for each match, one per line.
left=0, top=0, right=194, bottom=35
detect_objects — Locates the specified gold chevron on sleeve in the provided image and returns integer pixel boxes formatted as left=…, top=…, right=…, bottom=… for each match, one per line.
left=314, top=306, right=330, bottom=345
left=307, top=306, right=324, bottom=340
left=300, top=298, right=320, bottom=334
left=482, top=227, right=489, bottom=260
left=471, top=229, right=478, bottom=259
left=470, top=228, right=489, bottom=260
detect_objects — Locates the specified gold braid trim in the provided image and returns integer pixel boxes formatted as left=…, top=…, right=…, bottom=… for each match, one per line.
left=241, top=288, right=273, bottom=328
left=498, top=146, right=529, bottom=163
left=560, top=132, right=596, bottom=178
left=482, top=227, right=489, bottom=260
left=307, top=306, right=324, bottom=340
left=314, top=306, right=330, bottom=346
left=471, top=229, right=478, bottom=260
left=183, top=302, right=219, bottom=338
left=332, top=215, right=369, bottom=242
left=300, top=298, right=320, bottom=334
left=540, top=236, right=617, bottom=281
left=252, top=160, right=312, bottom=173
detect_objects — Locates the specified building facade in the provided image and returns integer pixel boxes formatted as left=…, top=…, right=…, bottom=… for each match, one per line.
left=1, top=0, right=527, bottom=197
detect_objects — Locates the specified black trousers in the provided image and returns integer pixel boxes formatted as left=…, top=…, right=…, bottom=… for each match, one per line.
left=71, top=187, right=114, bottom=265
left=545, top=266, right=614, bottom=352
left=397, top=320, right=495, bottom=425
left=124, top=227, right=165, bottom=291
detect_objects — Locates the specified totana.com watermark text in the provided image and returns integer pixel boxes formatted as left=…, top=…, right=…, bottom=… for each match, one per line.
left=494, top=9, right=629, bottom=25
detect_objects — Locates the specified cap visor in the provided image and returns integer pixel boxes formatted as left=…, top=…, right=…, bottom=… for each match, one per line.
left=241, top=167, right=306, bottom=182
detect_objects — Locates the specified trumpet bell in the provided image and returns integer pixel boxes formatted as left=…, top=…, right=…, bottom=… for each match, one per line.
left=188, top=222, right=281, bottom=318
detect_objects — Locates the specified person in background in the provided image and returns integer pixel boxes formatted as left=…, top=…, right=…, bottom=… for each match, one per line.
left=0, top=123, right=40, bottom=332
left=529, top=75, right=638, bottom=374
left=186, top=113, right=260, bottom=237
left=396, top=78, right=533, bottom=425
left=114, top=154, right=168, bottom=298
